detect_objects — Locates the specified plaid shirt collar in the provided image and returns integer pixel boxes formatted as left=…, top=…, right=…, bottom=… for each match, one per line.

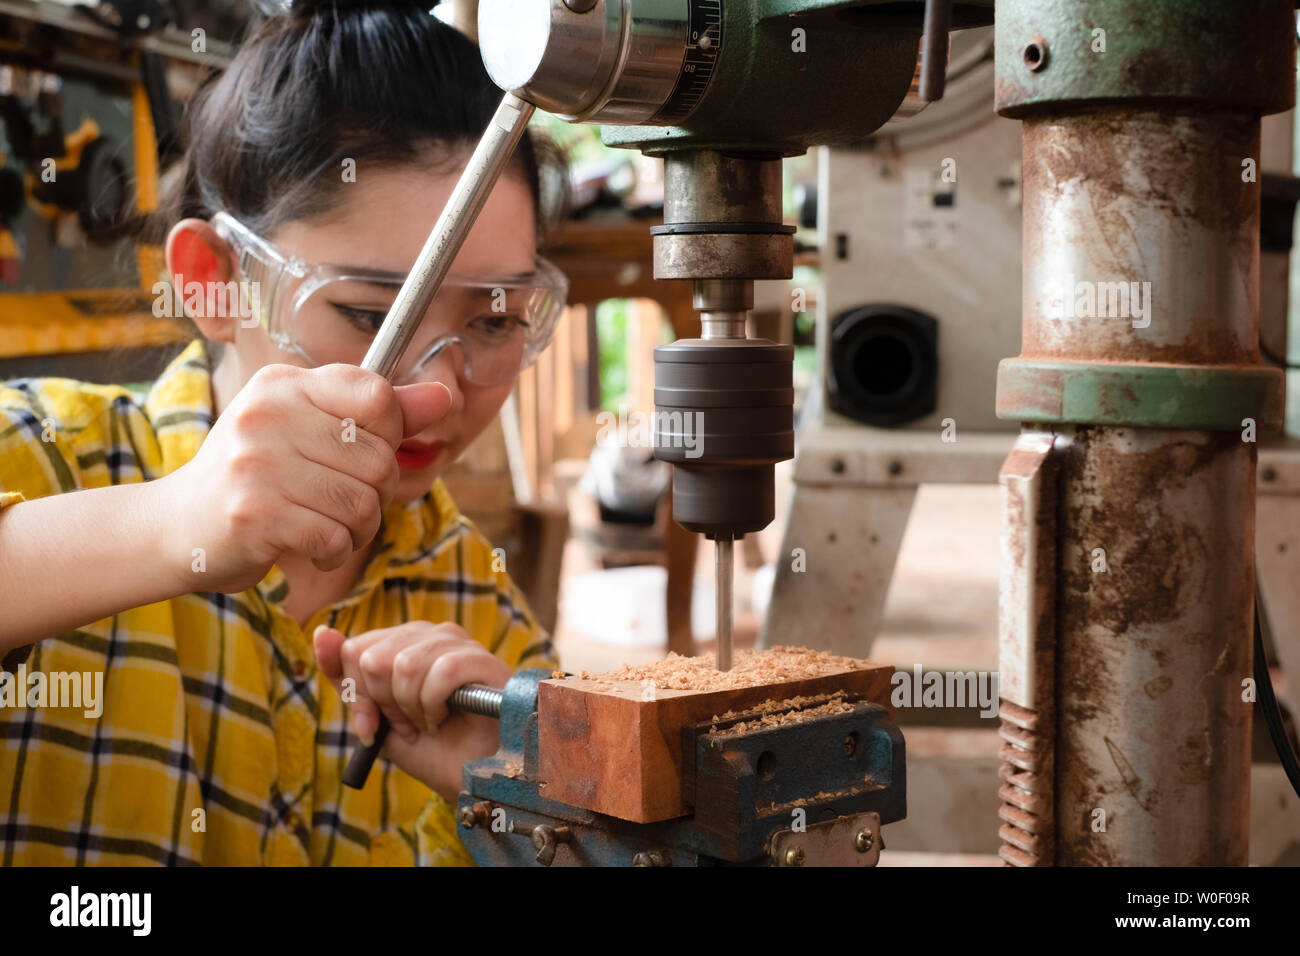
left=141, top=339, right=451, bottom=603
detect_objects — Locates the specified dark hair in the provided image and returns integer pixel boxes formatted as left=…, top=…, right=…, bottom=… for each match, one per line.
left=141, top=1, right=565, bottom=252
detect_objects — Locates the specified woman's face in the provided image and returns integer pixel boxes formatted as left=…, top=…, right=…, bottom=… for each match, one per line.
left=213, top=162, right=537, bottom=506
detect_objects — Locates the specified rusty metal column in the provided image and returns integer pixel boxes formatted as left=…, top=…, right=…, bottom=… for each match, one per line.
left=994, top=0, right=1294, bottom=866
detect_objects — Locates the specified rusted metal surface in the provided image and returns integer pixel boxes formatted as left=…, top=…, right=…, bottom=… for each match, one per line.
left=1011, top=106, right=1262, bottom=866
left=994, top=0, right=1295, bottom=118
left=998, top=432, right=1058, bottom=713
left=663, top=152, right=784, bottom=224
left=997, top=432, right=1058, bottom=866
left=998, top=700, right=1053, bottom=867
left=1009, top=108, right=1262, bottom=866
left=1019, top=109, right=1260, bottom=366
left=653, top=232, right=792, bottom=280
left=654, top=153, right=794, bottom=280
left=769, top=810, right=883, bottom=867
left=1053, top=426, right=1254, bottom=866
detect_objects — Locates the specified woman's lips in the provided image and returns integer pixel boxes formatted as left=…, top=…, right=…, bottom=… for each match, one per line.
left=395, top=440, right=445, bottom=471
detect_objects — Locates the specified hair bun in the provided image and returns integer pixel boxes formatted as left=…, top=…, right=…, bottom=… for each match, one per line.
left=252, top=0, right=433, bottom=19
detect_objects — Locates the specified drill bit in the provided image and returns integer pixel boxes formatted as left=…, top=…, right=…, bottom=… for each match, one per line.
left=715, top=536, right=733, bottom=671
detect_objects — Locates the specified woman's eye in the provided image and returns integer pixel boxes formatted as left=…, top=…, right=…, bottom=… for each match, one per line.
left=468, top=312, right=528, bottom=337
left=330, top=303, right=388, bottom=331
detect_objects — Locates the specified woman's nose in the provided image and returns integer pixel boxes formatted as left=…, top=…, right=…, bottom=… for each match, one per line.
left=402, top=341, right=465, bottom=410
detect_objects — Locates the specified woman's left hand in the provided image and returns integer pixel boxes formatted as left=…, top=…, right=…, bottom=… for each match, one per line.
left=313, top=622, right=510, bottom=801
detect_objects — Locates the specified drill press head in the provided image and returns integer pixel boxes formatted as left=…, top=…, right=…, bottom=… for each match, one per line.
left=477, top=0, right=942, bottom=543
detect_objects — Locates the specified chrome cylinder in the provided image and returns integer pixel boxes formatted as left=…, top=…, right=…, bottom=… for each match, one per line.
left=477, top=0, right=689, bottom=124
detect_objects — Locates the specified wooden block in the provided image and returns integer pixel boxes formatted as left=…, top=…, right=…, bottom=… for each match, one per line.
left=537, top=652, right=894, bottom=823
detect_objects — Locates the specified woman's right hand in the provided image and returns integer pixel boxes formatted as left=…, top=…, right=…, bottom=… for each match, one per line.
left=152, top=362, right=452, bottom=594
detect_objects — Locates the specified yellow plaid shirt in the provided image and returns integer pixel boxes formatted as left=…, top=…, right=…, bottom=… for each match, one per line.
left=0, top=339, right=555, bottom=865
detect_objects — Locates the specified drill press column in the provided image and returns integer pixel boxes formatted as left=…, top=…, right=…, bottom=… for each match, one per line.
left=994, top=0, right=1294, bottom=866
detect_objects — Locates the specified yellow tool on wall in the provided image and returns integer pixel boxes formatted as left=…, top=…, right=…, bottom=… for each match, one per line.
left=0, top=82, right=181, bottom=363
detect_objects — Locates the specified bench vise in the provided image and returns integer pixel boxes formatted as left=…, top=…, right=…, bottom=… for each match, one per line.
left=454, top=668, right=906, bottom=866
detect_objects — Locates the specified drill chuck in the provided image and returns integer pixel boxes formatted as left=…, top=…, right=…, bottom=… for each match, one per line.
left=653, top=338, right=793, bottom=538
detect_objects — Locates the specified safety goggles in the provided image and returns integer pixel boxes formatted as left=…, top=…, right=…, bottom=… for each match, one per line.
left=209, top=211, right=568, bottom=387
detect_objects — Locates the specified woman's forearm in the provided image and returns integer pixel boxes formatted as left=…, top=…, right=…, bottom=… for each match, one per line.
left=0, top=481, right=186, bottom=651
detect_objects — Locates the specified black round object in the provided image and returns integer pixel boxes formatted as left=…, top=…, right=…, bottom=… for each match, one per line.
left=653, top=339, right=794, bottom=538
left=828, top=304, right=938, bottom=428
left=77, top=138, right=132, bottom=243
left=0, top=167, right=24, bottom=223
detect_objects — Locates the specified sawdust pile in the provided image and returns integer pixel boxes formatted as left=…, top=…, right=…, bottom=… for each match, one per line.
left=578, top=646, right=864, bottom=692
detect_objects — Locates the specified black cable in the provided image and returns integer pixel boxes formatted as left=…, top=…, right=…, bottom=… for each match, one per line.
left=1254, top=581, right=1300, bottom=797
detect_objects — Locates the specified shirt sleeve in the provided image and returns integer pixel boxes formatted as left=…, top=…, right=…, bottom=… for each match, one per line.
left=0, top=382, right=66, bottom=509
left=0, top=378, right=155, bottom=666
left=0, top=377, right=151, bottom=506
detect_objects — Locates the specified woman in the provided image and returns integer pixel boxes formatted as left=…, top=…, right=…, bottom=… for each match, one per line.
left=0, top=0, right=565, bottom=865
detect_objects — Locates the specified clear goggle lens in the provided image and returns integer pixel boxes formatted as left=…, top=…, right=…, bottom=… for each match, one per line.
left=212, top=212, right=567, bottom=387
left=282, top=270, right=562, bottom=387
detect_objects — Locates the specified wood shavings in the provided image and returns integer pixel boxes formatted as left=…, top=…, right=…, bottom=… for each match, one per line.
left=766, top=782, right=884, bottom=816
left=582, top=646, right=865, bottom=692
left=710, top=693, right=856, bottom=736
left=710, top=691, right=844, bottom=724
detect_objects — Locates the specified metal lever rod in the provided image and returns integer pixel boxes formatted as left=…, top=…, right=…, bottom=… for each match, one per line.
left=917, top=0, right=952, bottom=103
left=360, top=91, right=536, bottom=378
left=448, top=683, right=504, bottom=719
left=342, top=90, right=535, bottom=790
